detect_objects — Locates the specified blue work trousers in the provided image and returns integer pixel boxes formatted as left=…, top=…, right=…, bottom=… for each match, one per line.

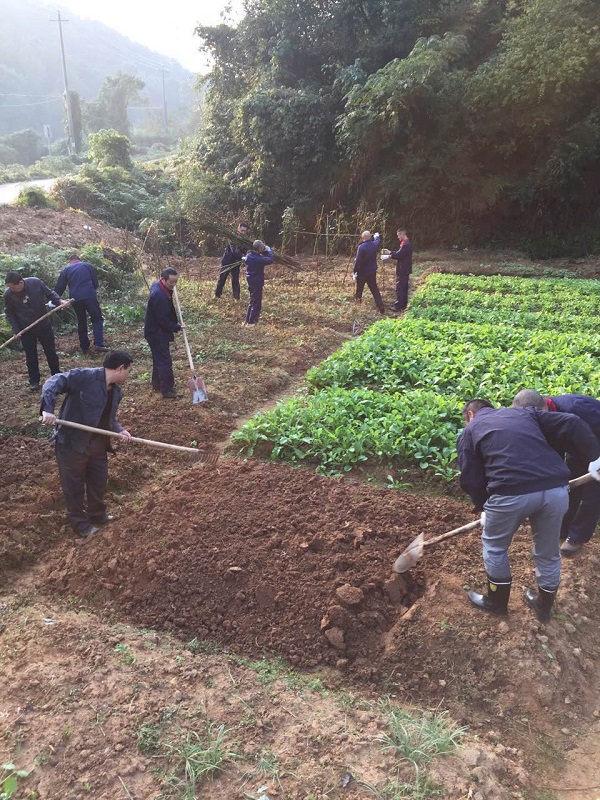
left=482, top=486, right=568, bottom=591
left=145, top=334, right=174, bottom=395
left=246, top=283, right=263, bottom=324
left=73, top=297, right=105, bottom=351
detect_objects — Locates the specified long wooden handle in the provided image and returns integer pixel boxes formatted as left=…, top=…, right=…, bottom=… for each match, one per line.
left=0, top=299, right=73, bottom=349
left=172, top=285, right=195, bottom=374
left=422, top=472, right=596, bottom=549
left=422, top=519, right=481, bottom=549
left=51, top=418, right=201, bottom=454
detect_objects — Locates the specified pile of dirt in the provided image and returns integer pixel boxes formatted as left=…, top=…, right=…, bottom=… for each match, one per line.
left=34, top=459, right=471, bottom=669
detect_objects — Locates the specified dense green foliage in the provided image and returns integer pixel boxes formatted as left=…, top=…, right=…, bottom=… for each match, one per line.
left=232, top=274, right=600, bottom=481
left=189, top=0, right=600, bottom=254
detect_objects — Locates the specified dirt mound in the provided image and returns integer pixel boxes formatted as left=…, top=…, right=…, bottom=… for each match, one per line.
left=34, top=459, right=473, bottom=671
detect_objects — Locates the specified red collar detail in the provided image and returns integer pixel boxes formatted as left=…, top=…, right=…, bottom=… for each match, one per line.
left=546, top=398, right=557, bottom=411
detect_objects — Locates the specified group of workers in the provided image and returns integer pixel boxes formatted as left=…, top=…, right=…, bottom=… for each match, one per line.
left=3, top=233, right=598, bottom=628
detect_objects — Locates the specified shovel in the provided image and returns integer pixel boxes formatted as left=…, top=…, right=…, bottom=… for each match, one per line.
left=392, top=472, right=597, bottom=574
left=172, top=285, right=208, bottom=404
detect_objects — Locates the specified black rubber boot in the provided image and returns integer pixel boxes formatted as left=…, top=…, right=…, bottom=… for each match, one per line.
left=468, top=576, right=511, bottom=616
left=524, top=586, right=556, bottom=623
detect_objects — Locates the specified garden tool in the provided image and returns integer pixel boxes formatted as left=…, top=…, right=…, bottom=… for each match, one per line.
left=392, top=472, right=597, bottom=574
left=172, top=285, right=208, bottom=404
left=46, top=418, right=219, bottom=464
left=0, top=299, right=73, bottom=350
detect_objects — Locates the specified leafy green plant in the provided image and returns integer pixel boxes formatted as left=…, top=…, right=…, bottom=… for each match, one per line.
left=1, top=763, right=28, bottom=799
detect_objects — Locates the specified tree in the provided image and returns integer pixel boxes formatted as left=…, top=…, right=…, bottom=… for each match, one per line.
left=88, top=129, right=132, bottom=169
left=85, top=72, right=146, bottom=136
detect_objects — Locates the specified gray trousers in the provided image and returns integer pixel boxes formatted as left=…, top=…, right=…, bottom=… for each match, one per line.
left=55, top=436, right=108, bottom=533
left=482, top=486, right=569, bottom=591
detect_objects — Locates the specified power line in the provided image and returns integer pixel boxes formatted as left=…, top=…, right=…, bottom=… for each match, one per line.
left=0, top=98, right=62, bottom=108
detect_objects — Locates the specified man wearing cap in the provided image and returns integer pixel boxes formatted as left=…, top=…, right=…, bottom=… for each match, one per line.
left=513, top=389, right=600, bottom=557
left=4, top=270, right=67, bottom=391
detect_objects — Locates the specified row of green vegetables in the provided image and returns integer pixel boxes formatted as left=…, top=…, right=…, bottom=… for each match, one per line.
left=232, top=274, right=600, bottom=481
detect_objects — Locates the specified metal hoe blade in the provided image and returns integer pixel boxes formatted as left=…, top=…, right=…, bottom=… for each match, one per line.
left=187, top=375, right=208, bottom=404
left=393, top=532, right=425, bottom=574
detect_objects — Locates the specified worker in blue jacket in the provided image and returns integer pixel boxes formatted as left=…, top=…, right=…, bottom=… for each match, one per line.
left=457, top=399, right=600, bottom=622
left=215, top=221, right=249, bottom=300
left=382, top=228, right=412, bottom=312
left=513, top=389, right=600, bottom=557
left=353, top=231, right=385, bottom=314
left=55, top=253, right=108, bottom=353
left=143, top=267, right=184, bottom=398
left=40, top=350, right=133, bottom=537
left=4, top=271, right=66, bottom=390
left=243, top=240, right=274, bottom=325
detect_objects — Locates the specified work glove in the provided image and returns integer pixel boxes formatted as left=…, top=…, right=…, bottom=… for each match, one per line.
left=352, top=272, right=357, bottom=282
left=264, top=245, right=272, bottom=254
left=588, top=456, right=600, bottom=481
left=480, top=511, right=486, bottom=527
left=381, top=254, right=390, bottom=261
left=374, top=232, right=380, bottom=238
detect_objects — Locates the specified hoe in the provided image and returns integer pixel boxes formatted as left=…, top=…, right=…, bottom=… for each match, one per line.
left=393, top=471, right=595, bottom=574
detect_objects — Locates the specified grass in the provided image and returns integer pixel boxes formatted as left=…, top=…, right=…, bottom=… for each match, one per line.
left=378, top=701, right=468, bottom=767
left=358, top=770, right=443, bottom=800
left=163, top=722, right=240, bottom=798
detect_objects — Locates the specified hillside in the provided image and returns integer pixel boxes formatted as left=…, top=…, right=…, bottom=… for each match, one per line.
left=0, top=0, right=196, bottom=139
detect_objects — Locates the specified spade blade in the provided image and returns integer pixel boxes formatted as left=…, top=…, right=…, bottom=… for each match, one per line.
left=393, top=532, right=425, bottom=574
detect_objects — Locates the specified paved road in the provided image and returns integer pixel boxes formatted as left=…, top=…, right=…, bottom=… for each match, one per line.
left=0, top=178, right=56, bottom=205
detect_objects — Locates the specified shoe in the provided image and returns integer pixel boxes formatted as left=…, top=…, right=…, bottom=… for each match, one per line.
left=468, top=576, right=511, bottom=616
left=89, top=515, right=113, bottom=525
left=524, top=586, right=556, bottom=623
left=560, top=538, right=584, bottom=557
left=378, top=308, right=386, bottom=315
left=94, top=344, right=110, bottom=352
left=28, top=382, right=40, bottom=391
left=162, top=390, right=178, bottom=399
left=79, top=526, right=100, bottom=538
left=390, top=304, right=406, bottom=312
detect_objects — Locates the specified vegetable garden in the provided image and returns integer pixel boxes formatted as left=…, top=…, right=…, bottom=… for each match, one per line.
left=233, top=273, right=600, bottom=482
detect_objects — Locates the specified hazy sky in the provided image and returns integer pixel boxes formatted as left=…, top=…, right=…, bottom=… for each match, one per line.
left=39, top=0, right=243, bottom=72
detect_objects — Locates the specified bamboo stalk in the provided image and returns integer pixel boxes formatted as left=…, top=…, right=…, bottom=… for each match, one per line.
left=0, top=300, right=74, bottom=350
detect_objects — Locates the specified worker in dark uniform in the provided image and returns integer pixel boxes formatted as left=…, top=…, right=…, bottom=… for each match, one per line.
left=55, top=253, right=108, bottom=353
left=353, top=231, right=385, bottom=314
left=513, top=389, right=600, bottom=557
left=4, top=270, right=66, bottom=390
left=243, top=240, right=274, bottom=325
left=382, top=228, right=412, bottom=312
left=40, top=350, right=133, bottom=537
left=214, top=221, right=249, bottom=300
left=457, top=399, right=600, bottom=622
left=143, top=267, right=185, bottom=399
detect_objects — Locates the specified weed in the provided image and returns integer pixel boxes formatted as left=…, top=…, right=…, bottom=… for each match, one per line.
left=163, top=723, right=241, bottom=798
left=359, top=769, right=443, bottom=800
left=114, top=643, right=135, bottom=664
left=137, top=723, right=162, bottom=755
left=378, top=700, right=467, bottom=767
left=1, top=763, right=29, bottom=799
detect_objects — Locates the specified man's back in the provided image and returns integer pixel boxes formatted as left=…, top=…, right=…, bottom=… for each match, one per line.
left=55, top=260, right=97, bottom=301
left=355, top=239, right=379, bottom=275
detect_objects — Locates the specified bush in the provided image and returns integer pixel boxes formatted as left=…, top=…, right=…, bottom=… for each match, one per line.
left=14, top=186, right=54, bottom=209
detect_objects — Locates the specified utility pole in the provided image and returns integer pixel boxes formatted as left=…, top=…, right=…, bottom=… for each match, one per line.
left=160, top=69, right=169, bottom=135
left=50, top=10, right=76, bottom=153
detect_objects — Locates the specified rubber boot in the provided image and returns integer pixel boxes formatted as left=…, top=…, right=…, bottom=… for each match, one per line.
left=524, top=586, right=556, bottom=623
left=468, top=576, right=511, bottom=616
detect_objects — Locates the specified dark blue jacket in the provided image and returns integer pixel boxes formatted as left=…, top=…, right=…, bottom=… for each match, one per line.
left=41, top=367, right=125, bottom=453
left=457, top=406, right=600, bottom=510
left=391, top=239, right=413, bottom=273
left=354, top=235, right=380, bottom=276
left=55, top=260, right=99, bottom=301
left=143, top=279, right=182, bottom=340
left=4, top=277, right=62, bottom=333
left=551, top=394, right=600, bottom=476
left=221, top=242, right=246, bottom=268
left=245, top=248, right=274, bottom=289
